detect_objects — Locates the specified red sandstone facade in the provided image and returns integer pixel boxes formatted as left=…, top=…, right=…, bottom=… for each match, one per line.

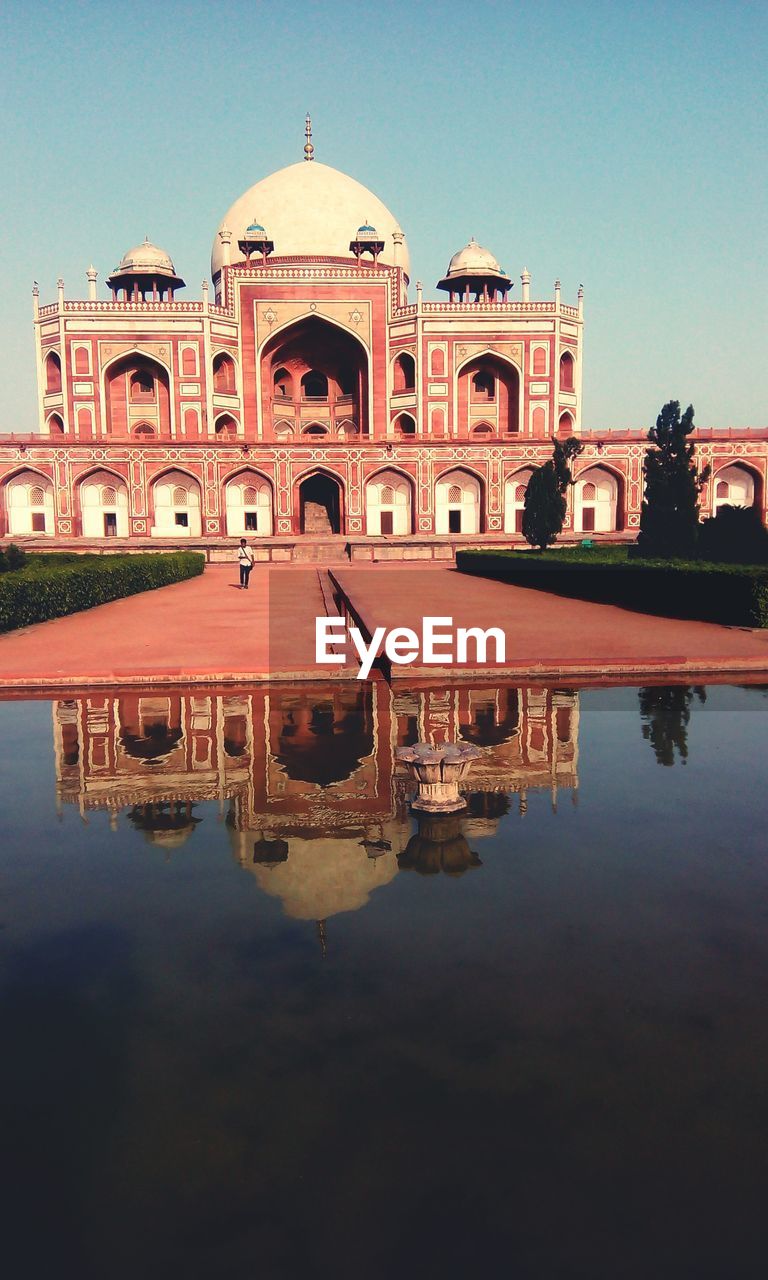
left=2, top=133, right=765, bottom=556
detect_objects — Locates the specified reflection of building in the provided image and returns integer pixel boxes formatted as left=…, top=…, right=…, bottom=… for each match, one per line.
left=4, top=118, right=764, bottom=551
left=53, top=681, right=579, bottom=919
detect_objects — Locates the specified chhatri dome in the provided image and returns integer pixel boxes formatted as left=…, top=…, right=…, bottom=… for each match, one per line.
left=437, top=236, right=511, bottom=301
left=211, top=118, right=410, bottom=283
left=110, top=238, right=180, bottom=279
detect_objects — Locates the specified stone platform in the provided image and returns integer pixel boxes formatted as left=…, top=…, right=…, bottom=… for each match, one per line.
left=0, top=563, right=767, bottom=691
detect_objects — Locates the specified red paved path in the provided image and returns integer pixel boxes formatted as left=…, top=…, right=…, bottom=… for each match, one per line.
left=331, top=567, right=768, bottom=682
left=0, top=563, right=766, bottom=689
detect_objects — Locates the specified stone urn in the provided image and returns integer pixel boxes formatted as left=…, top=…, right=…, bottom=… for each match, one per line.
left=395, top=742, right=481, bottom=813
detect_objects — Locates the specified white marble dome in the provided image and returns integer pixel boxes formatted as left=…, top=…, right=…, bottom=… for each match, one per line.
left=114, top=238, right=177, bottom=277
left=444, top=238, right=503, bottom=278
left=211, top=161, right=410, bottom=281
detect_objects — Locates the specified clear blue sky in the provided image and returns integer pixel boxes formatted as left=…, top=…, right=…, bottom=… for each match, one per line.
left=1, top=0, right=765, bottom=431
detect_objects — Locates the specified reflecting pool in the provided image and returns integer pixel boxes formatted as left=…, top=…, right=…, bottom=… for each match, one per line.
left=1, top=682, right=767, bottom=1278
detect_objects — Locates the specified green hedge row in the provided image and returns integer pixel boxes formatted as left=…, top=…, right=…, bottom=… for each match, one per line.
left=456, top=549, right=768, bottom=628
left=0, top=552, right=205, bottom=633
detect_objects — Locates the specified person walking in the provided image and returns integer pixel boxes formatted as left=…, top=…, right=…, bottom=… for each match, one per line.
left=237, top=538, right=255, bottom=589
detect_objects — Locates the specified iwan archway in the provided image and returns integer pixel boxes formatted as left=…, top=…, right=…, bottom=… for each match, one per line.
left=298, top=472, right=344, bottom=535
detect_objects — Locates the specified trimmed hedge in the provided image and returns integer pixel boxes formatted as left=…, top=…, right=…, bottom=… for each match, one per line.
left=0, top=552, right=205, bottom=633
left=456, top=549, right=768, bottom=628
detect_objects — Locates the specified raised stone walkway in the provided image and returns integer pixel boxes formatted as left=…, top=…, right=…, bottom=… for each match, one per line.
left=0, top=563, right=766, bottom=690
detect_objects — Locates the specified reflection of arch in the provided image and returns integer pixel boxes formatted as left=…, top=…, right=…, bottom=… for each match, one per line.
left=365, top=468, right=414, bottom=535
left=435, top=467, right=483, bottom=534
left=78, top=467, right=129, bottom=537
left=504, top=468, right=535, bottom=534
left=4, top=468, right=55, bottom=536
left=460, top=689, right=520, bottom=746
left=272, top=689, right=374, bottom=786
left=224, top=468, right=273, bottom=536
left=104, top=351, right=171, bottom=437
left=713, top=462, right=760, bottom=513
left=457, top=352, right=520, bottom=434
left=574, top=465, right=621, bottom=533
left=150, top=468, right=202, bottom=537
left=393, top=351, right=415, bottom=392
left=298, top=469, right=344, bottom=535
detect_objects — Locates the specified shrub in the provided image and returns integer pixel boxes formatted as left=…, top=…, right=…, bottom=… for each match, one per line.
left=0, top=551, right=205, bottom=633
left=697, top=505, right=768, bottom=565
left=456, top=548, right=768, bottom=628
left=0, top=543, right=27, bottom=574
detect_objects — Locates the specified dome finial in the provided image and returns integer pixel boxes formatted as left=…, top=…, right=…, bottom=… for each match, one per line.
left=304, top=112, right=315, bottom=162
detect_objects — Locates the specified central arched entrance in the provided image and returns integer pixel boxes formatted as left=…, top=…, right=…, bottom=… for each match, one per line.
left=299, top=473, right=342, bottom=535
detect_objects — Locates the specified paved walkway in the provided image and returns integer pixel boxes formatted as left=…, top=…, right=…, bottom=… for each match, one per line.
left=0, top=563, right=766, bottom=689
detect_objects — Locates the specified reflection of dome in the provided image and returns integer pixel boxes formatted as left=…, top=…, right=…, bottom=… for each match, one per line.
left=127, top=801, right=201, bottom=849
left=444, top=238, right=503, bottom=278
left=235, top=834, right=399, bottom=920
left=212, top=162, right=410, bottom=281
left=274, top=698, right=374, bottom=786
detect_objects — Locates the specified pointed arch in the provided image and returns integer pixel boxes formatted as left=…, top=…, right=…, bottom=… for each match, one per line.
left=504, top=467, right=536, bottom=534
left=103, top=349, right=172, bottom=438
left=712, top=461, right=761, bottom=513
left=223, top=466, right=274, bottom=536
left=77, top=466, right=130, bottom=538
left=260, top=314, right=370, bottom=439
left=456, top=349, right=521, bottom=436
left=435, top=465, right=484, bottom=534
left=3, top=467, right=55, bottom=536
left=573, top=464, right=623, bottom=532
left=365, top=467, right=414, bottom=535
left=149, top=466, right=202, bottom=537
left=295, top=466, right=345, bottom=536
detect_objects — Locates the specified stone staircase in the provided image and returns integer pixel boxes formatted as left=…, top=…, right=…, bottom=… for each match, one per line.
left=292, top=536, right=350, bottom=563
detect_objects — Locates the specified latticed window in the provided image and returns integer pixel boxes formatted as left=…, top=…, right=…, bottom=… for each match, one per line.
left=30, top=486, right=45, bottom=505
left=582, top=482, right=596, bottom=500
left=515, top=484, right=527, bottom=502
left=173, top=487, right=188, bottom=506
left=244, top=486, right=258, bottom=505
left=381, top=485, right=394, bottom=504
left=449, top=485, right=462, bottom=503
left=102, top=486, right=117, bottom=506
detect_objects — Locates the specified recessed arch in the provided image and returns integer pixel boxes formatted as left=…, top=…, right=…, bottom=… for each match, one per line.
left=392, top=351, right=416, bottom=392
left=365, top=467, right=414, bottom=535
left=4, top=468, right=55, bottom=536
left=456, top=350, right=521, bottom=435
left=103, top=350, right=171, bottom=438
left=296, top=467, right=345, bottom=535
left=712, top=461, right=761, bottom=513
left=46, top=412, right=65, bottom=435
left=392, top=412, right=416, bottom=436
left=44, top=350, right=62, bottom=394
left=150, top=467, right=202, bottom=537
left=212, top=351, right=237, bottom=394
left=558, top=410, right=575, bottom=435
left=78, top=467, right=129, bottom=538
left=260, top=314, right=370, bottom=439
left=224, top=467, right=273, bottom=536
left=573, top=464, right=623, bottom=533
left=504, top=467, right=536, bottom=534
left=435, top=466, right=484, bottom=534
left=214, top=413, right=238, bottom=438
left=559, top=349, right=575, bottom=392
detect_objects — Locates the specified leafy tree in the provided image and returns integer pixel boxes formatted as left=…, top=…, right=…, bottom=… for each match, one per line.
left=522, top=436, right=584, bottom=550
left=638, top=401, right=710, bottom=558
left=639, top=685, right=706, bottom=766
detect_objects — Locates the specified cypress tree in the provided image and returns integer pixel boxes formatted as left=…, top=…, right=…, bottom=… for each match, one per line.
left=638, top=401, right=710, bottom=558
left=522, top=436, right=583, bottom=551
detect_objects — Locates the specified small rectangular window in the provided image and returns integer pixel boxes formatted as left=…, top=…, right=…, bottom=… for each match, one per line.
left=104, top=513, right=118, bottom=536
left=448, top=510, right=462, bottom=534
left=31, top=513, right=46, bottom=532
left=245, top=512, right=258, bottom=531
left=175, top=512, right=189, bottom=528
left=380, top=511, right=394, bottom=535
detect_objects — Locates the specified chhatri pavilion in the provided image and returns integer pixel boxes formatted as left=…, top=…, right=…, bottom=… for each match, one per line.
left=1, top=117, right=765, bottom=559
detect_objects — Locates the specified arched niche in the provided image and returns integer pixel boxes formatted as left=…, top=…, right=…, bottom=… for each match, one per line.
left=365, top=469, right=413, bottom=536
left=713, top=463, right=759, bottom=512
left=214, top=413, right=238, bottom=438
left=79, top=469, right=129, bottom=538
left=150, top=469, right=202, bottom=537
left=4, top=469, right=55, bottom=536
left=45, top=351, right=62, bottom=393
left=393, top=351, right=415, bottom=392
left=224, top=471, right=273, bottom=536
left=393, top=412, right=416, bottom=436
left=559, top=350, right=575, bottom=391
left=105, top=353, right=170, bottom=437
left=574, top=466, right=620, bottom=533
left=212, top=352, right=236, bottom=394
left=298, top=470, right=344, bottom=535
left=458, top=354, right=519, bottom=434
left=504, top=468, right=535, bottom=534
left=435, top=468, right=482, bottom=534
left=260, top=315, right=369, bottom=438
